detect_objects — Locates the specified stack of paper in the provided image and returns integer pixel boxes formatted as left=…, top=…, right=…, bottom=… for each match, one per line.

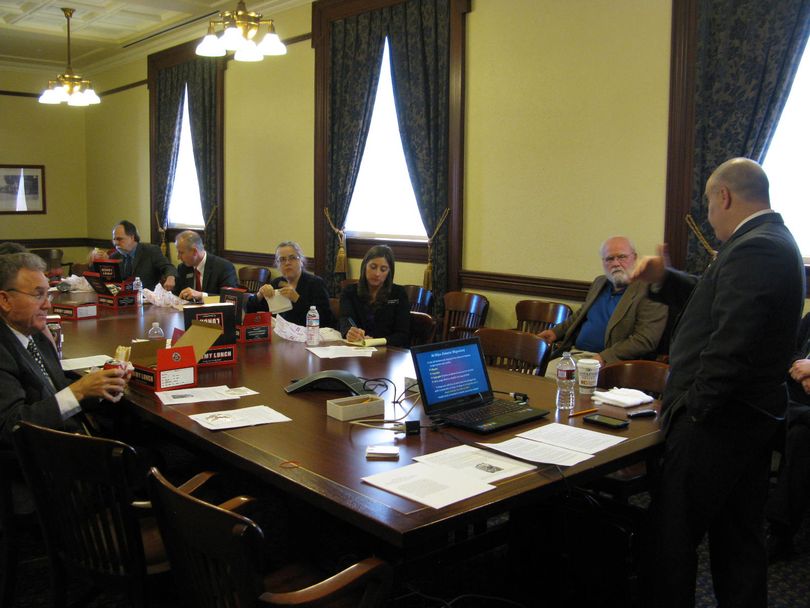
left=591, top=387, right=654, bottom=407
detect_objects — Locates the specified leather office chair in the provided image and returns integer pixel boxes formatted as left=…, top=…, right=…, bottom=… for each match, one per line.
left=441, top=291, right=489, bottom=341
left=475, top=328, right=549, bottom=375
left=515, top=299, right=573, bottom=333
left=147, top=467, right=393, bottom=607
left=11, top=421, right=213, bottom=608
left=238, top=266, right=270, bottom=293
left=402, top=285, right=433, bottom=314
left=410, top=311, right=436, bottom=346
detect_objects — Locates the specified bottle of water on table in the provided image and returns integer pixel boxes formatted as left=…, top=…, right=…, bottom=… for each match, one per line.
left=132, top=276, right=143, bottom=306
left=556, top=351, right=576, bottom=410
left=306, top=306, right=320, bottom=346
left=147, top=321, right=165, bottom=343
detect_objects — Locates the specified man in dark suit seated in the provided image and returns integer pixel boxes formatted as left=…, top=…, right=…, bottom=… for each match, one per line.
left=110, top=220, right=176, bottom=291
left=766, top=312, right=810, bottom=562
left=173, top=230, right=238, bottom=302
left=0, top=253, right=127, bottom=447
left=633, top=158, right=805, bottom=607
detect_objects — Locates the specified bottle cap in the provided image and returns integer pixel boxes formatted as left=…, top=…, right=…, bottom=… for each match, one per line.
left=152, top=322, right=160, bottom=328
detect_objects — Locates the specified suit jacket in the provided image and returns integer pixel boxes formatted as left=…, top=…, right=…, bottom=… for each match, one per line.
left=174, top=253, right=238, bottom=296
left=245, top=271, right=336, bottom=328
left=550, top=276, right=667, bottom=365
left=0, top=322, right=79, bottom=446
left=660, top=212, right=804, bottom=426
left=110, top=242, right=176, bottom=290
left=339, top=283, right=411, bottom=347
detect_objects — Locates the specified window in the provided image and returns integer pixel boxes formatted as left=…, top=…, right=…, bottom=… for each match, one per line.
left=344, top=40, right=427, bottom=241
left=763, top=43, right=810, bottom=259
left=166, top=86, right=205, bottom=229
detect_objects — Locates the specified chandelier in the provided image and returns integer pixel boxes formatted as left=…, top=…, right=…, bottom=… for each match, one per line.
left=39, top=8, right=100, bottom=106
left=196, top=1, right=286, bottom=62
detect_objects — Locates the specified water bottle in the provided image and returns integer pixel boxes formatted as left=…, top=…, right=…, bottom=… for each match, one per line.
left=305, top=306, right=320, bottom=346
left=556, top=352, right=576, bottom=410
left=147, top=321, right=165, bottom=342
left=132, top=276, right=143, bottom=306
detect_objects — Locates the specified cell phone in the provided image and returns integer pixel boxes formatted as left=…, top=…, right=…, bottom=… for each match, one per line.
left=627, top=408, right=657, bottom=419
left=583, top=413, right=629, bottom=429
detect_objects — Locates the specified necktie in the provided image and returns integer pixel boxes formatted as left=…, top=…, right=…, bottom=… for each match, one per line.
left=27, top=339, right=55, bottom=390
left=195, top=268, right=202, bottom=291
left=123, top=255, right=132, bottom=278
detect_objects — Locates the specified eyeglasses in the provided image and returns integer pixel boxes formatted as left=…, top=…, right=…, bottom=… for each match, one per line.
left=276, top=255, right=300, bottom=264
left=602, top=254, right=634, bottom=264
left=5, top=288, right=53, bottom=303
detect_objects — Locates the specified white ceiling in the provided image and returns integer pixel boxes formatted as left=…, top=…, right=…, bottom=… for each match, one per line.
left=0, top=0, right=307, bottom=73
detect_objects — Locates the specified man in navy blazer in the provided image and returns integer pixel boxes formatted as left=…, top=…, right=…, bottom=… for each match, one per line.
left=633, top=158, right=805, bottom=607
left=110, top=220, right=177, bottom=290
left=0, top=253, right=127, bottom=447
left=173, top=230, right=238, bottom=302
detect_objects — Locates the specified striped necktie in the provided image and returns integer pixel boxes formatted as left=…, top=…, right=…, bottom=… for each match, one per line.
left=27, top=338, right=55, bottom=390
left=195, top=268, right=202, bottom=291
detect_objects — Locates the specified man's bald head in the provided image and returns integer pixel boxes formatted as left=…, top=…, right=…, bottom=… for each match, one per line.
left=706, top=158, right=771, bottom=243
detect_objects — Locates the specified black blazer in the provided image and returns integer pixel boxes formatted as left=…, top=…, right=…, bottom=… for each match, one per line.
left=339, top=283, right=411, bottom=347
left=0, top=323, right=79, bottom=447
left=787, top=313, right=810, bottom=413
left=110, top=243, right=176, bottom=290
left=659, top=212, right=804, bottom=427
left=174, top=253, right=239, bottom=296
left=245, top=271, right=335, bottom=328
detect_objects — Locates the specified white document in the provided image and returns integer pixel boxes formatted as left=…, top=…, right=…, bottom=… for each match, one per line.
left=273, top=315, right=307, bottom=342
left=264, top=292, right=293, bottom=314
left=306, top=346, right=376, bottom=359
left=189, top=405, right=291, bottom=430
left=362, top=462, right=494, bottom=509
left=413, top=444, right=536, bottom=482
left=157, top=385, right=239, bottom=405
left=61, top=354, right=111, bottom=371
left=518, top=422, right=626, bottom=454
left=221, top=386, right=259, bottom=397
left=479, top=436, right=593, bottom=467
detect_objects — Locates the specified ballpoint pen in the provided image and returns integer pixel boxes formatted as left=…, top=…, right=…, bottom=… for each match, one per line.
left=569, top=407, right=598, bottom=417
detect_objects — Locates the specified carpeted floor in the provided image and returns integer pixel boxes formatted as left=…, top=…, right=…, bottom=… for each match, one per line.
left=7, top=498, right=810, bottom=608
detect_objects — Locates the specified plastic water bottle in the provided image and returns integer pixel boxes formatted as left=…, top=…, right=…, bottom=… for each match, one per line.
left=132, top=276, right=143, bottom=306
left=147, top=321, right=165, bottom=342
left=306, top=306, right=320, bottom=346
left=556, top=352, right=576, bottom=410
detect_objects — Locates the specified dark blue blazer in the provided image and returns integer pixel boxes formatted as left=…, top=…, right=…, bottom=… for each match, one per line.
left=174, top=253, right=239, bottom=296
left=110, top=242, right=176, bottom=290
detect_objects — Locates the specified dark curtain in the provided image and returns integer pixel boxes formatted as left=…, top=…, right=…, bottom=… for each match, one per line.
left=326, top=12, right=387, bottom=294
left=687, top=0, right=810, bottom=272
left=186, top=59, right=220, bottom=254
left=388, top=0, right=450, bottom=312
left=154, top=65, right=185, bottom=244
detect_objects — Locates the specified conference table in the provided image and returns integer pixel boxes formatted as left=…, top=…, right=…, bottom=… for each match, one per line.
left=57, top=299, right=664, bottom=573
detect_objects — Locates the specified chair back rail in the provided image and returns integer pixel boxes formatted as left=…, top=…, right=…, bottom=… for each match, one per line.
left=238, top=266, right=270, bottom=293
left=475, top=328, right=549, bottom=375
left=442, top=291, right=489, bottom=341
left=402, top=285, right=433, bottom=314
left=596, top=360, right=670, bottom=398
left=410, top=311, right=436, bottom=346
left=515, top=299, right=573, bottom=333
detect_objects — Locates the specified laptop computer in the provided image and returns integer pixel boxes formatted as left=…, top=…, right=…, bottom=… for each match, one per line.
left=410, top=336, right=549, bottom=433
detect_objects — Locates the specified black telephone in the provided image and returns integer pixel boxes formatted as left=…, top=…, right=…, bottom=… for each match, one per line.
left=284, top=370, right=374, bottom=395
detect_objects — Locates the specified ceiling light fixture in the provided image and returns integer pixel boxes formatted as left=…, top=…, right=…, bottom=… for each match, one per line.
left=39, top=8, right=100, bottom=106
left=196, top=1, right=286, bottom=62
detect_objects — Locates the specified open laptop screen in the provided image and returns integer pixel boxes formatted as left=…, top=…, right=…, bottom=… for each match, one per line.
left=411, top=337, right=494, bottom=415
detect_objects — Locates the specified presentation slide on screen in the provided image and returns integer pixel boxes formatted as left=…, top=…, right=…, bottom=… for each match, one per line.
left=418, top=346, right=487, bottom=403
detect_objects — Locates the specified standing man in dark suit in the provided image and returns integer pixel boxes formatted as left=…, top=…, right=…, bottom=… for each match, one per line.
left=633, top=158, right=805, bottom=607
left=111, top=220, right=176, bottom=291
left=0, top=253, right=127, bottom=446
left=173, top=230, right=238, bottom=302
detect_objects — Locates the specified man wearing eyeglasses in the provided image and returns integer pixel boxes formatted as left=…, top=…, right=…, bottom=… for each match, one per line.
left=173, top=230, right=238, bottom=302
left=539, top=235, right=668, bottom=375
left=0, top=253, right=127, bottom=446
left=110, top=220, right=176, bottom=291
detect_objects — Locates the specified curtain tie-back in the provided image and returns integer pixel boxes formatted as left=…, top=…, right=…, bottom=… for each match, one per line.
left=324, top=208, right=348, bottom=275
left=424, top=207, right=450, bottom=290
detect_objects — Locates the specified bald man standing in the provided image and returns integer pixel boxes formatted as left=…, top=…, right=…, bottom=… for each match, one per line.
left=633, top=158, right=804, bottom=607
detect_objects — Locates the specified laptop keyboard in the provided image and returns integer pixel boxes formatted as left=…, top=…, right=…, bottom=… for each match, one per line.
left=446, top=399, right=529, bottom=424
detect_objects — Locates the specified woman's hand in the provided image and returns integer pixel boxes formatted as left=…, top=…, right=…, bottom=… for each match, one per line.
left=258, top=284, right=274, bottom=299
left=276, top=282, right=299, bottom=303
left=346, top=326, right=366, bottom=343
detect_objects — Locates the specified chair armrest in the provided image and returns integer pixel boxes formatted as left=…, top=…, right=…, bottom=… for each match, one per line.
left=259, top=556, right=392, bottom=606
left=132, top=500, right=152, bottom=511
left=177, top=471, right=217, bottom=495
left=218, top=495, right=255, bottom=514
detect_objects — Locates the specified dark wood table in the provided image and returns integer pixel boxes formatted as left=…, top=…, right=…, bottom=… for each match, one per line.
left=57, top=300, right=663, bottom=569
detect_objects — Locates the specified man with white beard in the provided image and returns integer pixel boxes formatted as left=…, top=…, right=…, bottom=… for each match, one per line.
left=540, top=236, right=668, bottom=376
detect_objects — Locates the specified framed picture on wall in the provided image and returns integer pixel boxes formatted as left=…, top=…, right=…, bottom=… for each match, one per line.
left=0, top=165, right=46, bottom=215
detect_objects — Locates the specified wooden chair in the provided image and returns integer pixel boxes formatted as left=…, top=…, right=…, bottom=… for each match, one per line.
left=329, top=297, right=340, bottom=322
left=0, top=449, right=33, bottom=608
left=597, top=359, right=670, bottom=398
left=589, top=360, right=671, bottom=501
left=402, top=285, right=433, bottom=314
left=11, top=421, right=213, bottom=608
left=475, top=328, right=549, bottom=375
left=441, top=291, right=489, bottom=341
left=410, top=311, right=436, bottom=346
left=71, top=262, right=90, bottom=276
left=339, top=278, right=358, bottom=291
left=147, top=467, right=393, bottom=607
left=238, top=266, right=270, bottom=293
left=30, top=248, right=71, bottom=278
left=515, top=299, right=573, bottom=333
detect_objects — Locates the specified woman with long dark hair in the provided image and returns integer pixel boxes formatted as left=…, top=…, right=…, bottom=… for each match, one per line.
left=339, top=245, right=410, bottom=347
